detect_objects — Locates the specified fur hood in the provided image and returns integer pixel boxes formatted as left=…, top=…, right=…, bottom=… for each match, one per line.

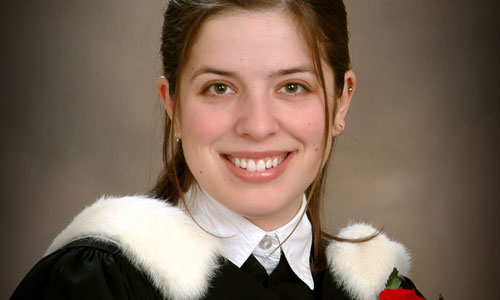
left=47, top=195, right=411, bottom=300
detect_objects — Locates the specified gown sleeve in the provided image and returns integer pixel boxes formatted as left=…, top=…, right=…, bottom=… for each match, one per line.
left=11, top=238, right=164, bottom=300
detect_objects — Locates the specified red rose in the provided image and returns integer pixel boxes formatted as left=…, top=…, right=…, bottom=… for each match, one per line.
left=379, top=288, right=426, bottom=300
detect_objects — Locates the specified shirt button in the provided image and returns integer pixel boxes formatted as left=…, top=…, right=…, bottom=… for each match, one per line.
left=258, top=235, right=273, bottom=250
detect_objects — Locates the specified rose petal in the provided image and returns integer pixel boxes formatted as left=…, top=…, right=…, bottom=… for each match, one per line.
left=379, top=288, right=426, bottom=300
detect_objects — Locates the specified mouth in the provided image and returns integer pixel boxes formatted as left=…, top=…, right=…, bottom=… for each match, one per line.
left=223, top=153, right=289, bottom=172
left=220, top=151, right=293, bottom=183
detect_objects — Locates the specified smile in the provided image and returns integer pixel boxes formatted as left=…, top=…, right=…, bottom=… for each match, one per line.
left=221, top=151, right=294, bottom=183
left=225, top=153, right=289, bottom=172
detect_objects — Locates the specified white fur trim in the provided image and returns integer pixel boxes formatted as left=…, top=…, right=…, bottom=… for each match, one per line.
left=46, top=195, right=223, bottom=300
left=326, top=223, right=412, bottom=300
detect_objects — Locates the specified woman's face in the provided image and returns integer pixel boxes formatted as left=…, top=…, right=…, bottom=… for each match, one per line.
left=162, top=10, right=342, bottom=230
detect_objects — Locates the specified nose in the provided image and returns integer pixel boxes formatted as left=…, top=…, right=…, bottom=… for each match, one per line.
left=234, top=91, right=279, bottom=141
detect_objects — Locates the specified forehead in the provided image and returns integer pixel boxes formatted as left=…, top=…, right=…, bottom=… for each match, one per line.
left=184, top=9, right=313, bottom=77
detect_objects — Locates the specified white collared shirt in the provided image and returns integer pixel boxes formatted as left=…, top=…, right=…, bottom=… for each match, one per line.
left=184, top=186, right=314, bottom=290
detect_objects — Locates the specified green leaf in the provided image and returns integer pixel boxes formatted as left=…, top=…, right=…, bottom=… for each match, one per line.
left=384, top=267, right=402, bottom=289
left=439, top=294, right=444, bottom=300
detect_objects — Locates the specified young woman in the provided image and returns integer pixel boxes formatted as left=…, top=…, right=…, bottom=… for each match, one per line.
left=12, top=1, right=423, bottom=299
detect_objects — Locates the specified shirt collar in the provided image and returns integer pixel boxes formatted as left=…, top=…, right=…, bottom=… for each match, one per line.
left=184, top=186, right=314, bottom=290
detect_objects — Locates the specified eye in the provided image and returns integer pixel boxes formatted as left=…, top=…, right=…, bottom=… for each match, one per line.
left=278, top=83, right=305, bottom=95
left=207, top=83, right=235, bottom=95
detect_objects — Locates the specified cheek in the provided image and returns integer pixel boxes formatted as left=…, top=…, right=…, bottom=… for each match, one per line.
left=180, top=103, right=232, bottom=145
left=284, top=103, right=326, bottom=145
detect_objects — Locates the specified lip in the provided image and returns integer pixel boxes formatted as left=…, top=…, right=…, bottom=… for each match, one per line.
left=221, top=151, right=294, bottom=183
left=224, top=150, right=289, bottom=159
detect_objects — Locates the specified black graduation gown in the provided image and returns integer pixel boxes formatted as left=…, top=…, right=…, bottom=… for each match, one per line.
left=11, top=238, right=422, bottom=300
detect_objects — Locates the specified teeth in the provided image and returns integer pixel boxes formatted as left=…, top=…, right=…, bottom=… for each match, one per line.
left=265, top=159, right=272, bottom=169
left=256, top=160, right=266, bottom=171
left=247, top=159, right=256, bottom=172
left=227, top=153, right=288, bottom=172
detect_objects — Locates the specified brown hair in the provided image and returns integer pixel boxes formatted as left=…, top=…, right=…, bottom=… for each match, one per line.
left=152, top=0, right=374, bottom=275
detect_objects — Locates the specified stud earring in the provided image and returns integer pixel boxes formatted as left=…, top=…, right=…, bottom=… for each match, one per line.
left=348, top=87, right=353, bottom=93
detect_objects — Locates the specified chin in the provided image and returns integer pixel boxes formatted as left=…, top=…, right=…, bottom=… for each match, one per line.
left=222, top=189, right=301, bottom=221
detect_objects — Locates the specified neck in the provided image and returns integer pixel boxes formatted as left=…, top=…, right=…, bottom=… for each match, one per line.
left=244, top=195, right=303, bottom=231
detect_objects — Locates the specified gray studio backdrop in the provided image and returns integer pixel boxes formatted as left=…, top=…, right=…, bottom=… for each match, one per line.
left=1, top=1, right=499, bottom=299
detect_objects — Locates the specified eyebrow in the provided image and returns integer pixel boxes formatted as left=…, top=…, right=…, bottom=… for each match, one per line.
left=190, top=65, right=316, bottom=81
left=270, top=66, right=316, bottom=77
left=191, top=67, right=238, bottom=81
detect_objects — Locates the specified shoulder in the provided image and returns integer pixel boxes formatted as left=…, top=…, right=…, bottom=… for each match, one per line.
left=12, top=238, right=163, bottom=299
left=325, top=223, right=413, bottom=300
left=33, top=195, right=222, bottom=300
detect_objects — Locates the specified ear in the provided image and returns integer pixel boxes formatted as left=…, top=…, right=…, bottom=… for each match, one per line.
left=332, top=70, right=356, bottom=137
left=157, top=76, right=181, bottom=139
